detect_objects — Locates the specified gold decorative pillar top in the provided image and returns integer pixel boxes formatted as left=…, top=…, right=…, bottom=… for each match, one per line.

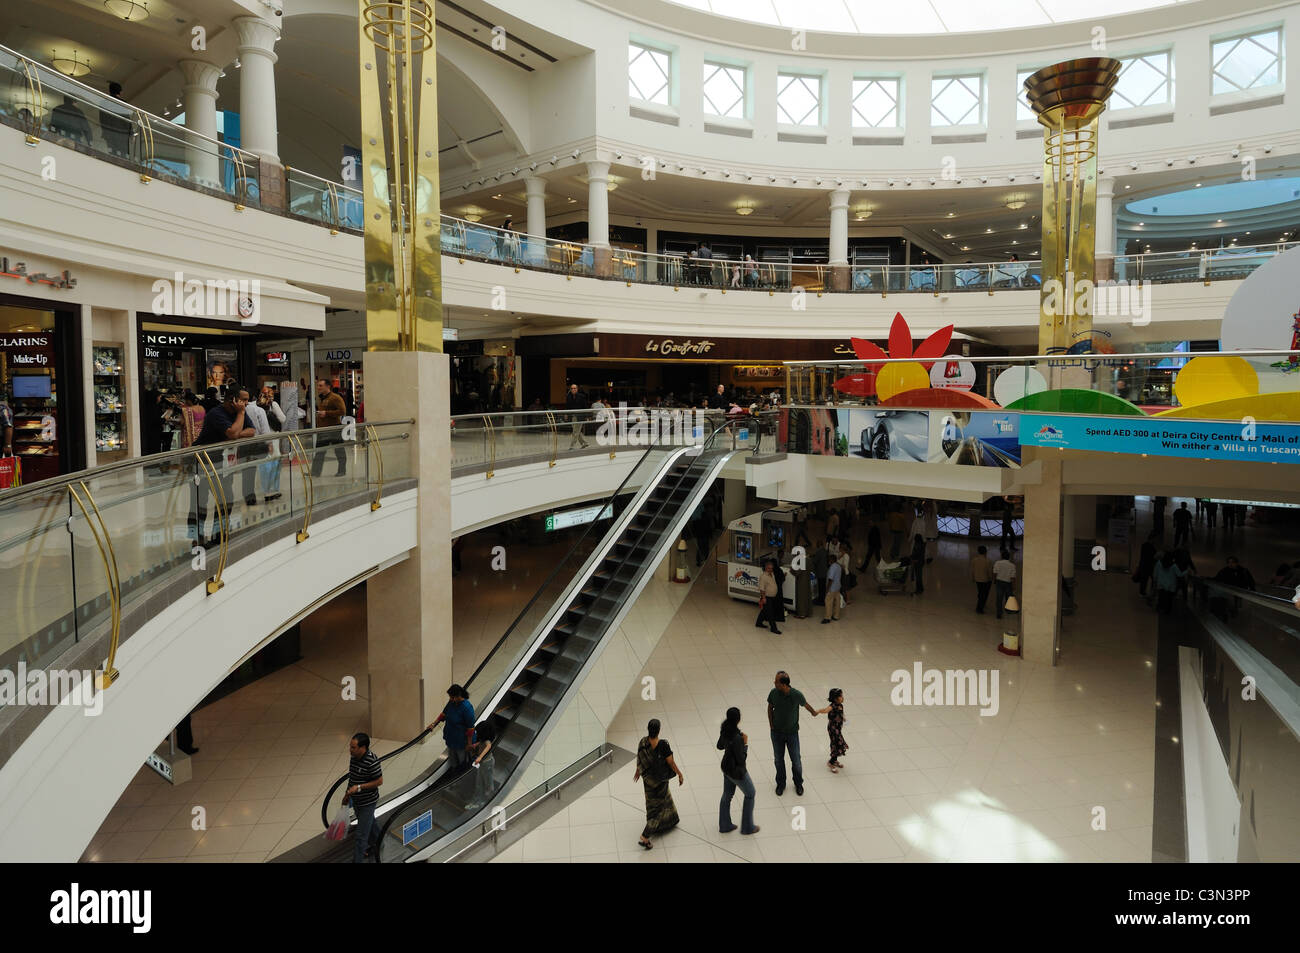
left=359, top=0, right=443, bottom=352
left=1025, top=59, right=1121, bottom=359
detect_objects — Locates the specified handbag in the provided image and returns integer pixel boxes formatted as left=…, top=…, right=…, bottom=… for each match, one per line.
left=325, top=804, right=350, bottom=841
left=0, top=456, right=21, bottom=490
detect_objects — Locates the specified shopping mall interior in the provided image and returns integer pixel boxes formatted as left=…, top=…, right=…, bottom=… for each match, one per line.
left=0, top=0, right=1298, bottom=875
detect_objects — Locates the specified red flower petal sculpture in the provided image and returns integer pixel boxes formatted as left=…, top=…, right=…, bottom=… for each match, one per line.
left=835, top=313, right=955, bottom=397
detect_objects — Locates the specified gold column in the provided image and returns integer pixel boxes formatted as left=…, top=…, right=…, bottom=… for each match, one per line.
left=1024, top=59, right=1120, bottom=358
left=359, top=1, right=443, bottom=352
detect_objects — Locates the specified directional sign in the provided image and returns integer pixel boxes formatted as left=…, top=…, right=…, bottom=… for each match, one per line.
left=402, top=809, right=433, bottom=846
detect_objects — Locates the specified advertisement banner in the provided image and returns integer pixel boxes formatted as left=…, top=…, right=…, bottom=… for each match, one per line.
left=1018, top=414, right=1300, bottom=463
left=833, top=408, right=1020, bottom=468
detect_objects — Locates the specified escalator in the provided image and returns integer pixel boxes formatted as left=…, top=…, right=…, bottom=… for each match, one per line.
left=277, top=413, right=753, bottom=862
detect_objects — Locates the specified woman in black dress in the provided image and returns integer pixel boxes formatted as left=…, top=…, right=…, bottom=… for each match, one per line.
left=817, top=688, right=849, bottom=772
left=632, top=718, right=683, bottom=849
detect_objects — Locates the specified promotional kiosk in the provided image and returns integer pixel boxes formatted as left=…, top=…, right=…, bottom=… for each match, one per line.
left=723, top=504, right=802, bottom=610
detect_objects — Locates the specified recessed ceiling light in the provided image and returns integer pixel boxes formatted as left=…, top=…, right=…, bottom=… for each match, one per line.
left=1124, top=184, right=1131, bottom=189
left=1018, top=223, right=1027, bottom=229
left=491, top=193, right=502, bottom=199
left=943, top=233, right=953, bottom=239
left=567, top=197, right=577, bottom=203
left=1195, top=182, right=1202, bottom=187
left=985, top=228, right=993, bottom=233
left=946, top=212, right=955, bottom=218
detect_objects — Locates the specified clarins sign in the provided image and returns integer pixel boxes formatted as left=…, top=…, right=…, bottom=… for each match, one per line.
left=0, top=333, right=54, bottom=367
left=644, top=338, right=716, bottom=357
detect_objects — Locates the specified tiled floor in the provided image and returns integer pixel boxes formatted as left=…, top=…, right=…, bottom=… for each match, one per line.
left=79, top=527, right=587, bottom=863
left=489, top=499, right=1299, bottom=863
left=81, top=494, right=1297, bottom=862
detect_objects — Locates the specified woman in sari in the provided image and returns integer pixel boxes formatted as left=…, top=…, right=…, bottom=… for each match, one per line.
left=179, top=392, right=205, bottom=449
left=632, top=718, right=683, bottom=850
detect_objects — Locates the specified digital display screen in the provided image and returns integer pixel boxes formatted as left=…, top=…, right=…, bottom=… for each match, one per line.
left=733, top=534, right=752, bottom=562
left=766, top=524, right=785, bottom=549
left=12, top=376, right=51, bottom=399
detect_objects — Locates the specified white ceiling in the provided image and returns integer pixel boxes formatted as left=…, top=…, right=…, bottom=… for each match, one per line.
left=663, top=0, right=1199, bottom=35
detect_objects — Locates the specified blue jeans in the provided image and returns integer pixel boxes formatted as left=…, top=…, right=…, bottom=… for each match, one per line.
left=771, top=730, right=802, bottom=788
left=351, top=801, right=378, bottom=863
left=720, top=771, right=757, bottom=833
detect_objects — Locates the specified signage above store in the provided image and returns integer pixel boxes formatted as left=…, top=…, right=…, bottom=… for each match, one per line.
left=443, top=327, right=459, bottom=341
left=644, top=338, right=716, bottom=357
left=1, top=333, right=54, bottom=366
left=143, top=333, right=188, bottom=346
left=325, top=349, right=353, bottom=361
left=0, top=258, right=76, bottom=289
left=263, top=352, right=289, bottom=365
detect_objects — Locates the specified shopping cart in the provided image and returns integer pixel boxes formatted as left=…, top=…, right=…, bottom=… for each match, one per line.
left=876, top=558, right=909, bottom=595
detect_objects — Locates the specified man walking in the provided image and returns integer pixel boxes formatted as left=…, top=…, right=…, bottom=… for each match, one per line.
left=993, top=549, right=1017, bottom=619
left=565, top=383, right=590, bottom=448
left=312, top=379, right=348, bottom=477
left=767, top=671, right=819, bottom=796
left=344, top=732, right=383, bottom=863
left=811, top=537, right=829, bottom=607
left=971, top=545, right=993, bottom=614
left=1173, top=501, right=1192, bottom=549
left=821, top=556, right=842, bottom=623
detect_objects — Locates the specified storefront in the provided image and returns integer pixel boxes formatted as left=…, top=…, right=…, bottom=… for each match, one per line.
left=0, top=295, right=86, bottom=483
left=448, top=338, right=518, bottom=414
left=137, top=319, right=315, bottom=453
left=517, top=332, right=875, bottom=407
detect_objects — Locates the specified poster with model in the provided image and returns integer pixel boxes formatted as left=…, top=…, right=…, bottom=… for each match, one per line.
left=205, top=348, right=238, bottom=395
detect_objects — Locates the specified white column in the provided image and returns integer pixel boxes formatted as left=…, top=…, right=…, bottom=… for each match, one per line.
left=524, top=175, right=546, bottom=263
left=233, top=17, right=281, bottom=164
left=1095, top=176, right=1116, bottom=277
left=524, top=175, right=547, bottom=237
left=586, top=160, right=610, bottom=247
left=828, top=189, right=850, bottom=266
left=178, top=59, right=222, bottom=188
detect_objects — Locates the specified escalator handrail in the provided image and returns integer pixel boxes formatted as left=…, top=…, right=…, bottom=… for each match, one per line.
left=318, top=411, right=729, bottom=827
left=1193, top=577, right=1300, bottom=614
left=459, top=410, right=739, bottom=693
left=366, top=413, right=754, bottom=852
left=374, top=415, right=757, bottom=857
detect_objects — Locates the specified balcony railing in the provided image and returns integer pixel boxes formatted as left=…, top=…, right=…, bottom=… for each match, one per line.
left=5, top=43, right=1293, bottom=292
left=0, top=45, right=262, bottom=208
left=441, top=215, right=1298, bottom=295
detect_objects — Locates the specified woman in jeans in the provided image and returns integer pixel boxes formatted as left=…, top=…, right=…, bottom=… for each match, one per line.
left=717, top=707, right=759, bottom=835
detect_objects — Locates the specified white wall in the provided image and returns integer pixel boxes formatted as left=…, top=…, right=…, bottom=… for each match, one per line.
left=0, top=490, right=417, bottom=863
left=448, top=0, right=1300, bottom=192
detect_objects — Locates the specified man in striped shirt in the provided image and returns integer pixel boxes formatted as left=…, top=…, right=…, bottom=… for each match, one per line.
left=345, top=732, right=384, bottom=863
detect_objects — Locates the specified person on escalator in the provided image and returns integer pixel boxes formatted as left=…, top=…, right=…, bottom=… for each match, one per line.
left=427, top=684, right=476, bottom=770
left=345, top=732, right=383, bottom=863
left=465, top=721, right=497, bottom=811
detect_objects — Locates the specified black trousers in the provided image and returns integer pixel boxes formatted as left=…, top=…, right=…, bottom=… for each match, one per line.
left=755, top=599, right=780, bottom=631
left=975, top=581, right=991, bottom=612
left=312, top=434, right=347, bottom=476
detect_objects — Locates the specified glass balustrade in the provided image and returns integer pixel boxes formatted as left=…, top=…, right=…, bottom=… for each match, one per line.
left=0, top=45, right=261, bottom=206
left=0, top=423, right=411, bottom=676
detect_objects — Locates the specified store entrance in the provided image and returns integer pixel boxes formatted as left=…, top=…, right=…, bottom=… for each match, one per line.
left=0, top=301, right=84, bottom=482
